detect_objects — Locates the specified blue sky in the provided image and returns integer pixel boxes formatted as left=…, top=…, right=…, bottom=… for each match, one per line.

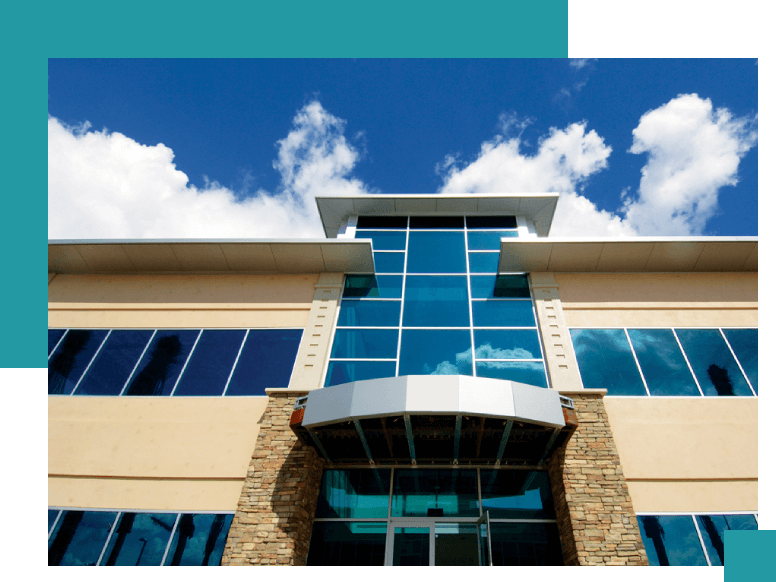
left=48, top=58, right=758, bottom=239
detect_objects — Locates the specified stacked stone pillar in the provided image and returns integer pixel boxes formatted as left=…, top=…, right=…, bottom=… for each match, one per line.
left=548, top=392, right=648, bottom=566
left=221, top=391, right=324, bottom=565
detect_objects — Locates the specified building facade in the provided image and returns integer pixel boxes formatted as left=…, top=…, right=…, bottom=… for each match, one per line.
left=48, top=194, right=757, bottom=566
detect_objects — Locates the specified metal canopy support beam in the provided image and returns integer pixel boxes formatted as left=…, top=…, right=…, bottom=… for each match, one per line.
left=353, top=419, right=374, bottom=465
left=453, top=415, right=462, bottom=465
left=404, top=414, right=417, bottom=465
left=538, top=427, right=561, bottom=464
left=306, top=429, right=331, bottom=463
left=494, top=420, right=514, bottom=467
left=380, top=417, right=394, bottom=458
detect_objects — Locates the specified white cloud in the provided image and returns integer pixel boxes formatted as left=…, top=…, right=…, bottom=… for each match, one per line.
left=569, top=58, right=596, bottom=71
left=48, top=101, right=369, bottom=239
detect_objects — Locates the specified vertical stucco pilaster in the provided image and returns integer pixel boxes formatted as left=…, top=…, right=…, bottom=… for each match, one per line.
left=287, top=272, right=344, bottom=391
left=529, top=272, right=584, bottom=391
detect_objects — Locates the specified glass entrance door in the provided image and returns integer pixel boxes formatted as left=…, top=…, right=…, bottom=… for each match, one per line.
left=386, top=519, right=490, bottom=566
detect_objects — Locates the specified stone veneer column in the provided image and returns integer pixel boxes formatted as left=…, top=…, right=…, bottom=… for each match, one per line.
left=221, top=391, right=324, bottom=565
left=548, top=391, right=648, bottom=566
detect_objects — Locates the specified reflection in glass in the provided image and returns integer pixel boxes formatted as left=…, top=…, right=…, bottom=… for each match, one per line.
left=75, top=330, right=154, bottom=395
left=307, top=522, right=387, bottom=566
left=331, top=329, right=399, bottom=359
left=675, top=329, right=752, bottom=396
left=100, top=512, right=176, bottom=566
left=373, top=252, right=406, bottom=273
left=489, top=523, right=563, bottom=566
left=343, top=275, right=403, bottom=298
left=391, top=469, right=479, bottom=517
left=402, top=276, right=469, bottom=327
left=638, top=515, right=707, bottom=566
left=472, top=300, right=535, bottom=327
left=226, top=329, right=303, bottom=396
left=355, top=230, right=406, bottom=250
left=164, top=513, right=233, bottom=566
left=392, top=527, right=430, bottom=566
left=48, top=329, right=66, bottom=356
left=337, top=300, right=401, bottom=327
left=628, top=329, right=700, bottom=396
left=399, top=330, right=472, bottom=376
left=474, top=329, right=542, bottom=359
left=49, top=509, right=60, bottom=535
left=48, top=510, right=117, bottom=565
left=479, top=471, right=555, bottom=519
left=48, top=329, right=110, bottom=395
left=325, top=361, right=397, bottom=386
left=315, top=469, right=391, bottom=518
left=406, top=232, right=466, bottom=273
left=468, top=252, right=500, bottom=273
left=435, top=523, right=478, bottom=565
left=174, top=330, right=245, bottom=396
left=570, top=329, right=647, bottom=395
left=697, top=514, right=757, bottom=566
left=467, top=230, right=518, bottom=250
left=125, top=330, right=199, bottom=396
left=476, top=361, right=547, bottom=387
left=470, top=275, right=531, bottom=298
left=722, top=329, right=758, bottom=393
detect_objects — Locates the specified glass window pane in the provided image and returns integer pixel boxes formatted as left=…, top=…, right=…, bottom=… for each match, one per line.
left=48, top=330, right=110, bottom=395
left=307, top=522, right=387, bottom=566
left=467, top=216, right=517, bottom=229
left=331, top=329, right=399, bottom=359
left=476, top=361, right=547, bottom=387
left=628, top=329, right=700, bottom=396
left=48, top=329, right=66, bottom=356
left=638, top=515, right=707, bottom=566
left=124, top=330, right=200, bottom=396
left=49, top=510, right=117, bottom=565
left=315, top=469, right=391, bottom=518
left=337, top=300, right=401, bottom=327
left=49, top=509, right=60, bottom=535
left=325, top=361, right=397, bottom=386
left=100, top=512, right=177, bottom=566
left=675, top=329, right=753, bottom=396
left=467, top=230, right=518, bottom=250
left=399, top=330, right=472, bottom=376
left=474, top=329, right=542, bottom=359
left=489, top=523, right=563, bottom=566
left=373, top=252, right=405, bottom=273
left=402, top=276, right=469, bottom=327
left=435, top=523, right=478, bottom=566
left=357, top=216, right=407, bottom=229
left=697, top=514, right=758, bottom=566
left=164, top=514, right=233, bottom=566
left=226, top=329, right=303, bottom=396
left=470, top=275, right=531, bottom=299
left=343, top=275, right=403, bottom=298
left=392, top=469, right=479, bottom=517
left=468, top=252, right=500, bottom=273
left=174, top=330, right=246, bottom=396
left=355, top=230, right=406, bottom=250
left=74, top=330, right=154, bottom=395
left=479, top=471, right=555, bottom=519
left=472, top=300, right=535, bottom=327
left=570, top=329, right=647, bottom=396
left=407, top=232, right=466, bottom=273
left=410, top=216, right=464, bottom=229
left=723, top=329, right=758, bottom=393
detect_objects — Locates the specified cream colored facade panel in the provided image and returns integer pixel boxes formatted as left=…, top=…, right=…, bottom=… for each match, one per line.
left=49, top=397, right=268, bottom=479
left=48, top=308, right=310, bottom=329
left=564, top=308, right=758, bottom=328
left=628, top=480, right=757, bottom=514
left=48, top=476, right=244, bottom=512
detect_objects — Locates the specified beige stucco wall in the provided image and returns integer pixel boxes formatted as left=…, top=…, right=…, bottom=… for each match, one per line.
left=605, top=397, right=757, bottom=512
left=48, top=397, right=268, bottom=511
left=48, top=273, right=317, bottom=328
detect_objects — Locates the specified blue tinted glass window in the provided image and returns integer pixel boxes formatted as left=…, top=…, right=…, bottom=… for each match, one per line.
left=373, top=252, right=405, bottom=273
left=628, top=329, right=700, bottom=396
left=392, top=469, right=479, bottom=517
left=476, top=362, right=547, bottom=387
left=697, top=514, right=757, bottom=566
left=479, top=471, right=555, bottom=519
left=226, top=329, right=303, bottom=396
left=325, top=361, right=397, bottom=386
left=403, top=276, right=469, bottom=327
left=343, top=275, right=403, bottom=298
left=472, top=301, right=535, bottom=327
left=470, top=275, right=531, bottom=298
left=406, top=232, right=466, bottom=273
left=638, top=515, right=707, bottom=566
left=315, top=469, right=391, bottom=518
left=100, top=512, right=177, bottom=566
left=570, top=329, right=646, bottom=395
left=49, top=510, right=117, bottom=565
left=474, top=329, right=542, bottom=359
left=468, top=252, right=500, bottom=273
left=74, top=330, right=154, bottom=395
left=723, top=329, right=758, bottom=393
left=467, top=230, right=518, bottom=250
left=675, top=329, right=752, bottom=396
left=337, top=300, right=401, bottom=327
left=331, top=329, right=399, bottom=359
left=174, top=330, right=246, bottom=396
left=355, top=230, right=406, bottom=250
left=48, top=330, right=110, bottom=395
left=48, top=329, right=66, bottom=356
left=125, top=330, right=200, bottom=396
left=49, top=509, right=60, bottom=534
left=399, top=330, right=472, bottom=376
left=163, top=513, right=233, bottom=566
left=307, top=522, right=387, bottom=566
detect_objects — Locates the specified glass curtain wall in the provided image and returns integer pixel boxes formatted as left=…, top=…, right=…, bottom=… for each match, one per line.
left=326, top=216, right=548, bottom=388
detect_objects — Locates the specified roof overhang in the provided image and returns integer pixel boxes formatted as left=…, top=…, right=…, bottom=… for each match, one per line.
left=291, top=375, right=578, bottom=466
left=499, top=237, right=758, bottom=273
left=48, top=239, right=375, bottom=275
left=315, top=194, right=559, bottom=238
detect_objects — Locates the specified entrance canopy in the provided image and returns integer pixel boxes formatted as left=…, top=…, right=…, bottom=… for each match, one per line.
left=291, top=375, right=577, bottom=466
